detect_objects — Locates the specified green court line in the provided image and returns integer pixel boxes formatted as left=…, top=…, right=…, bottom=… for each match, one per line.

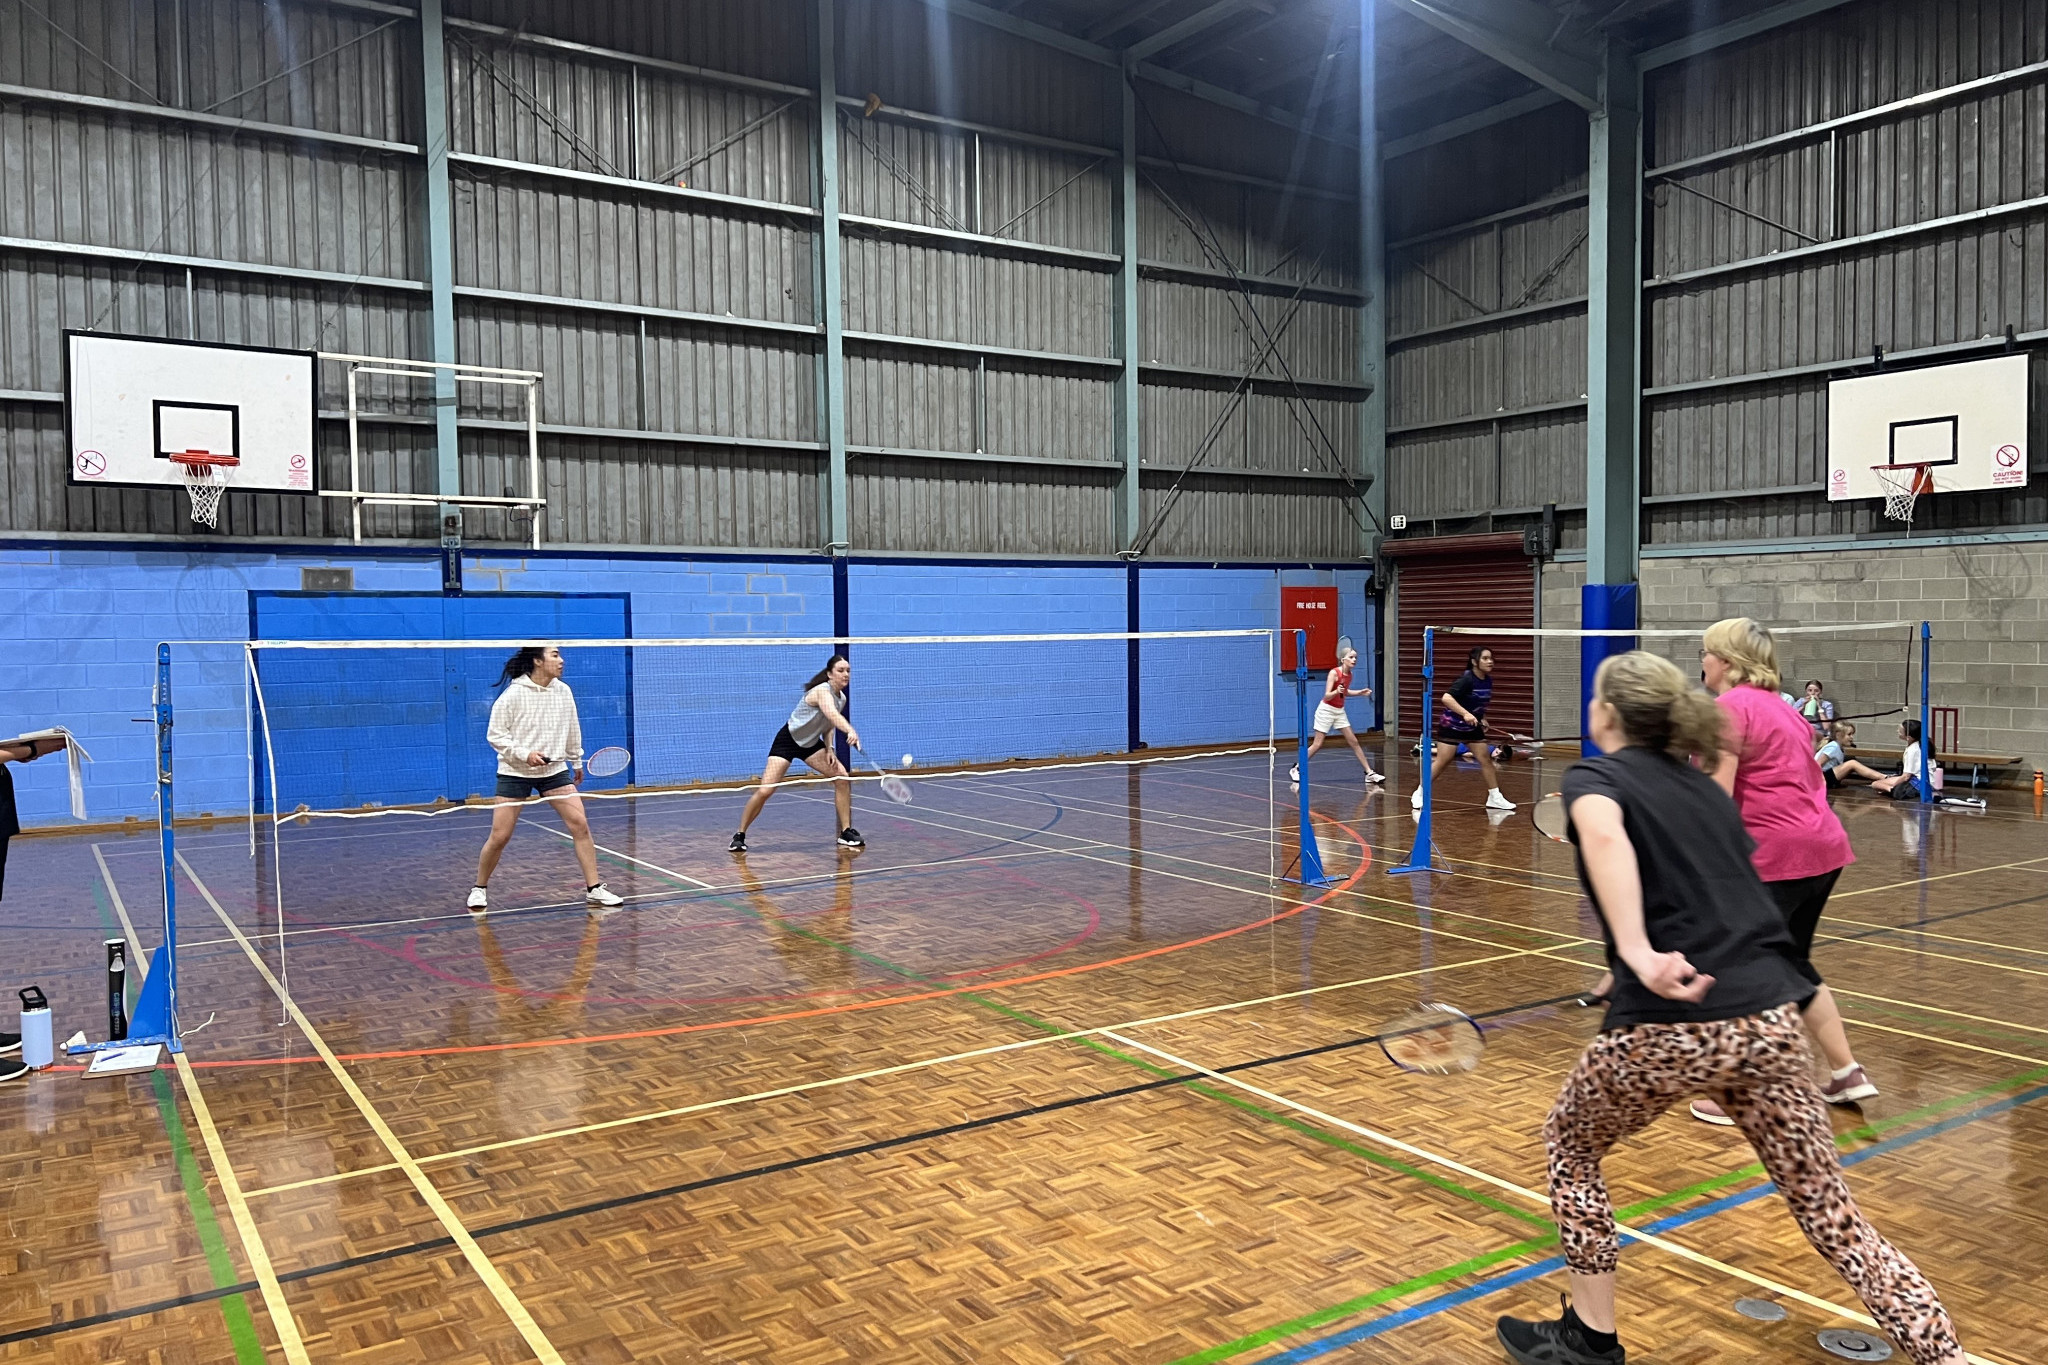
left=91, top=879, right=268, bottom=1364
left=1171, top=1060, right=2048, bottom=1364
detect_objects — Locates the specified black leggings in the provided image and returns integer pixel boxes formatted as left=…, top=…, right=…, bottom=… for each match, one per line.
left=1766, top=867, right=1842, bottom=988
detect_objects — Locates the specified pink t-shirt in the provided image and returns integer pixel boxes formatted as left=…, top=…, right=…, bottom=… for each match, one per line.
left=1717, top=684, right=1855, bottom=883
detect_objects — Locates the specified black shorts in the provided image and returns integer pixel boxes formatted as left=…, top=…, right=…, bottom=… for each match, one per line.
left=1887, top=778, right=1922, bottom=801
left=769, top=724, right=829, bottom=763
left=1823, top=767, right=1842, bottom=789
left=1435, top=723, right=1483, bottom=746
left=495, top=769, right=577, bottom=800
left=1766, top=868, right=1842, bottom=987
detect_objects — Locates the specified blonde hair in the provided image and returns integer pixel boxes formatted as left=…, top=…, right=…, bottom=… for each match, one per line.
left=1701, top=616, right=1781, bottom=691
left=1594, top=651, right=1725, bottom=764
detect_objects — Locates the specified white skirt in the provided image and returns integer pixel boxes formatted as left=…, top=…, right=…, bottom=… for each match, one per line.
left=1312, top=702, right=1352, bottom=735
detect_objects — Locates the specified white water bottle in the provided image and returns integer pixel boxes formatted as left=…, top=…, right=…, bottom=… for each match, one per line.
left=19, top=986, right=53, bottom=1069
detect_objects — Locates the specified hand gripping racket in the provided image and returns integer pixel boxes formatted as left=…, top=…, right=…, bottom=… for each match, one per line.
left=853, top=746, right=913, bottom=804
left=1373, top=1002, right=1485, bottom=1074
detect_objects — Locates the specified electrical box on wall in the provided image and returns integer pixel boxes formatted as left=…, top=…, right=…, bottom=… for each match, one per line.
left=1280, top=587, right=1340, bottom=673
left=1389, top=515, right=1408, bottom=530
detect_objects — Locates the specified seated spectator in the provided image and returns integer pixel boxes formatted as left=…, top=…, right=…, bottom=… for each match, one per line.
left=1796, top=680, right=1836, bottom=734
left=1830, top=718, right=1930, bottom=800
left=1815, top=721, right=1852, bottom=790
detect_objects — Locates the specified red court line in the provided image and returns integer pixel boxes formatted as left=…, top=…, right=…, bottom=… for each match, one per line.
left=172, top=813, right=1371, bottom=1068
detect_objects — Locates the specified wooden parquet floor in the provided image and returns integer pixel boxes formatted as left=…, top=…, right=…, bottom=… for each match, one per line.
left=4, top=752, right=2045, bottom=1363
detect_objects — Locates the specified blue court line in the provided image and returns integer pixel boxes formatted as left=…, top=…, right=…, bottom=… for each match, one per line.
left=1257, top=1079, right=2048, bottom=1362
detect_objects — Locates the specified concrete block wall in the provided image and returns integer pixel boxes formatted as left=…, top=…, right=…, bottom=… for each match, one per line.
left=1540, top=544, right=2048, bottom=777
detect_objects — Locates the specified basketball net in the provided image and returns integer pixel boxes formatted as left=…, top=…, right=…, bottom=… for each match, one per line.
left=1871, top=464, right=1933, bottom=524
left=172, top=452, right=236, bottom=528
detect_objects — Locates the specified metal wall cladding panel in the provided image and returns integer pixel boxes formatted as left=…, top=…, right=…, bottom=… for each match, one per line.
left=637, top=73, right=814, bottom=204
left=0, top=106, right=421, bottom=278
left=1140, top=174, right=1245, bottom=271
left=1139, top=478, right=1358, bottom=559
left=839, top=116, right=972, bottom=230
left=1649, top=146, right=1828, bottom=276
left=1140, top=385, right=1245, bottom=470
left=1139, top=174, right=1359, bottom=291
left=447, top=31, right=636, bottom=177
left=459, top=430, right=819, bottom=548
left=1132, top=80, right=1356, bottom=202
left=1388, top=431, right=1492, bottom=519
left=851, top=459, right=1118, bottom=554
left=1389, top=312, right=1585, bottom=427
left=1242, top=393, right=1358, bottom=476
left=454, top=174, right=814, bottom=323
left=841, top=236, right=1111, bottom=354
left=838, top=0, right=1116, bottom=148
left=1500, top=414, right=1586, bottom=509
left=1646, top=215, right=2048, bottom=389
left=1142, top=281, right=1356, bottom=385
left=845, top=353, right=974, bottom=451
left=983, top=370, right=1113, bottom=462
left=449, top=0, right=814, bottom=88
left=978, top=140, right=1113, bottom=253
left=1, top=0, right=170, bottom=103
left=0, top=251, right=422, bottom=398
left=1142, top=387, right=1357, bottom=476
left=457, top=304, right=816, bottom=442
left=1384, top=103, right=1586, bottom=241
left=1647, top=387, right=1826, bottom=496
left=1391, top=205, right=1586, bottom=335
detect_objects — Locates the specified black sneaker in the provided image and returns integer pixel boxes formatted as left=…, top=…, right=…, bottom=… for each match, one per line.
left=1496, top=1298, right=1625, bottom=1365
left=727, top=831, right=747, bottom=853
left=0, top=1031, right=20, bottom=1056
left=1, top=1057, right=27, bottom=1084
left=837, top=827, right=865, bottom=848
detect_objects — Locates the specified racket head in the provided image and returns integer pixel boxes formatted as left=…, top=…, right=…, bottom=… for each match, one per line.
left=878, top=771, right=913, bottom=804
left=1533, top=791, right=1569, bottom=843
left=1337, top=634, right=1355, bottom=661
left=1375, top=1003, right=1485, bottom=1074
left=583, top=746, right=632, bottom=777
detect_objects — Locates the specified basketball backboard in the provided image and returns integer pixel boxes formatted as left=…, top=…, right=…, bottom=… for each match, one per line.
left=1827, top=354, right=2029, bottom=501
left=66, top=333, right=317, bottom=493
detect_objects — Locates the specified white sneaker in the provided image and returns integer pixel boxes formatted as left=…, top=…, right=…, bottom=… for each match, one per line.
left=466, top=886, right=488, bottom=912
left=585, top=882, right=624, bottom=908
left=1485, top=790, right=1515, bottom=812
left=1364, top=770, right=1385, bottom=784
left=1410, top=787, right=1424, bottom=810
left=1289, top=765, right=1301, bottom=783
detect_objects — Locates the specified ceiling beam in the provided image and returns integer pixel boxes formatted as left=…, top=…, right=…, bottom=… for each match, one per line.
left=1380, top=88, right=1564, bottom=158
left=1132, top=60, right=1358, bottom=148
left=1378, top=0, right=1600, bottom=110
left=1162, top=9, right=1294, bottom=72
left=1125, top=0, right=1256, bottom=62
left=1639, top=0, right=1860, bottom=69
left=1085, top=0, right=1179, bottom=43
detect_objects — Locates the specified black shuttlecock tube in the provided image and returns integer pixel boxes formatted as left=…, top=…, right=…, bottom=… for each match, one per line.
left=105, top=938, right=129, bottom=1042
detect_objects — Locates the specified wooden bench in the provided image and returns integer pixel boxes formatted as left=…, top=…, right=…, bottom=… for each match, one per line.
left=1839, top=746, right=2026, bottom=788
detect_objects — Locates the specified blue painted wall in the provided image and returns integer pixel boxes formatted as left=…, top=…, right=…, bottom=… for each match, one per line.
left=0, top=546, right=1374, bottom=828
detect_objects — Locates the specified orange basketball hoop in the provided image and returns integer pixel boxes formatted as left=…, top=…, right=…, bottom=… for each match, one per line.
left=1871, top=462, right=1934, bottom=524
left=169, top=450, right=240, bottom=528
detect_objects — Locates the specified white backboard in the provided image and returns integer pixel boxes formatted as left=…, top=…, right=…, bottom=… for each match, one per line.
left=1827, top=354, right=2029, bottom=501
left=66, top=333, right=317, bottom=493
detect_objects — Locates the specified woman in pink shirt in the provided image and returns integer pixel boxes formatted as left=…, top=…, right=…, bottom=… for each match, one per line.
left=1693, top=617, right=1876, bottom=1124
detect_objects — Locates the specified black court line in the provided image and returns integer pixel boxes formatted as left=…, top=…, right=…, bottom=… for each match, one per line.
left=0, top=990, right=1595, bottom=1347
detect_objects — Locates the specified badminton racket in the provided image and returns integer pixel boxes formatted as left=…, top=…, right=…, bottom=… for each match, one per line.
left=854, top=746, right=913, bottom=804
left=1337, top=634, right=1354, bottom=658
left=1532, top=790, right=1568, bottom=842
left=1373, top=1002, right=1486, bottom=1074
left=544, top=746, right=632, bottom=777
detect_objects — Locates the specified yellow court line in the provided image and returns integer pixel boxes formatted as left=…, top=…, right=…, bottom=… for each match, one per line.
left=1826, top=914, right=2048, bottom=958
left=1815, top=930, right=2048, bottom=979
left=1843, top=1019, right=2048, bottom=1068
left=244, top=945, right=1559, bottom=1198
left=1832, top=989, right=2048, bottom=1037
left=1099, top=1029, right=2012, bottom=1365
left=1832, top=854, right=2048, bottom=898
left=176, top=855, right=566, bottom=1365
left=92, top=846, right=313, bottom=1365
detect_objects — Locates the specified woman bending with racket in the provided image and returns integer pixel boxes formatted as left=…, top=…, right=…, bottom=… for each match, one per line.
left=1291, top=643, right=1383, bottom=785
left=1495, top=651, right=1962, bottom=1365
left=1412, top=645, right=1512, bottom=813
left=729, top=654, right=864, bottom=853
left=470, top=646, right=624, bottom=912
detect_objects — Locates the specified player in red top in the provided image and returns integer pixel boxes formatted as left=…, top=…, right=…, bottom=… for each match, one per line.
left=1291, top=644, right=1384, bottom=785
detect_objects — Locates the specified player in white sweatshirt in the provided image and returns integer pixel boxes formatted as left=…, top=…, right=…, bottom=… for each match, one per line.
left=469, top=646, right=624, bottom=912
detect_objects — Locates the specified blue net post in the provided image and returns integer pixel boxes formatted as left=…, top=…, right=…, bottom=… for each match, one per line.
left=1284, top=629, right=1334, bottom=887
left=1580, top=584, right=1639, bottom=757
left=1920, top=620, right=1933, bottom=806
left=1390, top=626, right=1442, bottom=876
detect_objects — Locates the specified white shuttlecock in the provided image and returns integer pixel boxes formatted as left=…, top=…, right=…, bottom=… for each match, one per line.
left=900, top=754, right=915, bottom=767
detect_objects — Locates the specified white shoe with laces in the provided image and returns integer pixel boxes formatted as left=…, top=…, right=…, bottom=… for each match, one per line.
left=1485, top=790, right=1515, bottom=812
left=585, top=882, right=624, bottom=908
left=466, top=886, right=488, bottom=912
left=1289, top=765, right=1301, bottom=783
left=1411, top=787, right=1425, bottom=810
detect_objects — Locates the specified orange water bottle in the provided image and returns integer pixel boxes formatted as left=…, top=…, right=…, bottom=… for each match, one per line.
left=2036, top=769, right=2045, bottom=799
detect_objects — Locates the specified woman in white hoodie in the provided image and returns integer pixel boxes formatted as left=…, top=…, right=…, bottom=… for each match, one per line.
left=469, top=646, right=623, bottom=912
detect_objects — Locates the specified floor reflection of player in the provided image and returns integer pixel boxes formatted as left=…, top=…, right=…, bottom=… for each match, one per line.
left=735, top=848, right=858, bottom=993
left=462, top=910, right=603, bottom=1128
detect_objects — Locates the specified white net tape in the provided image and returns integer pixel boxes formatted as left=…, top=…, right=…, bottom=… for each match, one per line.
left=179, top=460, right=231, bottom=527
left=1872, top=465, right=1925, bottom=524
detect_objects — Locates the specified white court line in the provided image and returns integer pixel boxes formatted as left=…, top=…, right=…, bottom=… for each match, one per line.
left=175, top=855, right=566, bottom=1365
left=1100, top=1030, right=2012, bottom=1365
left=244, top=944, right=1559, bottom=1197
left=92, top=846, right=313, bottom=1365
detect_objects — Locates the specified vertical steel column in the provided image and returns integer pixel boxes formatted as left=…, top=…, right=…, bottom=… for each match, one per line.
left=420, top=0, right=461, bottom=510
left=1114, top=60, right=1143, bottom=549
left=1357, top=1, right=1387, bottom=562
left=1580, top=38, right=1642, bottom=750
left=816, top=0, right=851, bottom=553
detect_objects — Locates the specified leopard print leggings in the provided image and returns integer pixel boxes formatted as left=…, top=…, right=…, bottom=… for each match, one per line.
left=1546, top=1007, right=1964, bottom=1365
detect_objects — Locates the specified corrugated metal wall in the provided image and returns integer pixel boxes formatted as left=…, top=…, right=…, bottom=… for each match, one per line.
left=1381, top=0, right=2047, bottom=549
left=0, top=0, right=1368, bottom=557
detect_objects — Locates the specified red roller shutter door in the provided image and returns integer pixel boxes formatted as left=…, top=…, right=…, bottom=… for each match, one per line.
left=1390, top=537, right=1535, bottom=740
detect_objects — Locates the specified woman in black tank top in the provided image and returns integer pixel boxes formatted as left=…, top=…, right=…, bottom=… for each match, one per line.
left=729, top=654, right=864, bottom=853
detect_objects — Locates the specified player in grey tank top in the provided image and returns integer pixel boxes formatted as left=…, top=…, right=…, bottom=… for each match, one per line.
left=730, top=654, right=864, bottom=853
